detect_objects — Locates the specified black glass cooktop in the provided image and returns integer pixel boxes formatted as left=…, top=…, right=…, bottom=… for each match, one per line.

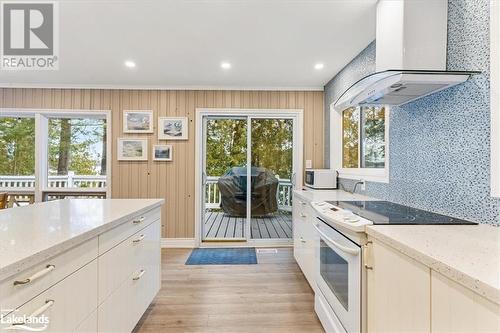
left=326, top=201, right=477, bottom=225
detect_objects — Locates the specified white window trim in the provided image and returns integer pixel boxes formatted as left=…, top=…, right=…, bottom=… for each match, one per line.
left=0, top=108, right=112, bottom=201
left=491, top=0, right=500, bottom=197
left=330, top=103, right=390, bottom=183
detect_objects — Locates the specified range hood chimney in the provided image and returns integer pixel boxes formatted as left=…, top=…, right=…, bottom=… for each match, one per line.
left=334, top=0, right=479, bottom=110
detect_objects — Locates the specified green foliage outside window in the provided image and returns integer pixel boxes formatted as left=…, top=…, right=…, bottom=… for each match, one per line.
left=0, top=117, right=35, bottom=176
left=342, top=107, right=359, bottom=168
left=205, top=118, right=293, bottom=180
left=0, top=117, right=106, bottom=179
left=342, top=106, right=385, bottom=169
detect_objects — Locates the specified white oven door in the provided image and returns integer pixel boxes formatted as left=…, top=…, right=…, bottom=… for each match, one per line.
left=313, top=219, right=361, bottom=333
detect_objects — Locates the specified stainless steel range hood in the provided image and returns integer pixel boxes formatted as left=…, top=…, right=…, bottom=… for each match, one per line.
left=334, top=70, right=478, bottom=110
left=333, top=0, right=479, bottom=110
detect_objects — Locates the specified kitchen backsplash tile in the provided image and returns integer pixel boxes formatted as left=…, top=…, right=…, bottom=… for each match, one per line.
left=325, top=0, right=500, bottom=225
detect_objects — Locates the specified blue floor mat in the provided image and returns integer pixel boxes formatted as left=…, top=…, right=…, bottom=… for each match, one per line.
left=185, top=248, right=257, bottom=265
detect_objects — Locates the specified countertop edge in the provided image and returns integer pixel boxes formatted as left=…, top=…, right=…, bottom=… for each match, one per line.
left=0, top=199, right=164, bottom=282
left=365, top=226, right=500, bottom=306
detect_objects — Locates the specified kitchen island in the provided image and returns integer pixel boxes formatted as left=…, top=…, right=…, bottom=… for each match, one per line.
left=0, top=199, right=164, bottom=332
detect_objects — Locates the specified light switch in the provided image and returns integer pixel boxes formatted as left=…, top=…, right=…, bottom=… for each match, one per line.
left=305, top=160, right=312, bottom=169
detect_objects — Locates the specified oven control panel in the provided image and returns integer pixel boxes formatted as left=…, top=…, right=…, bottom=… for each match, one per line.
left=310, top=201, right=372, bottom=232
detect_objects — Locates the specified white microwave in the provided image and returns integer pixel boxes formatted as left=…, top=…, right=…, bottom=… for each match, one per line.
left=304, top=169, right=337, bottom=189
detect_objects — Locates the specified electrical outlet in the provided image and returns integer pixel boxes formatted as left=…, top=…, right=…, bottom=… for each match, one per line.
left=305, top=160, right=312, bottom=169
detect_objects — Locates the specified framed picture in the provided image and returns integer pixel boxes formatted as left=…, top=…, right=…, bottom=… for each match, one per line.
left=123, top=110, right=153, bottom=133
left=117, top=138, right=148, bottom=161
left=153, top=144, right=173, bottom=161
left=158, top=117, right=188, bottom=140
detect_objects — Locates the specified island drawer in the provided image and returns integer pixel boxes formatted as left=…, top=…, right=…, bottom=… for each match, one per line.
left=98, top=236, right=161, bottom=333
left=98, top=207, right=160, bottom=255
left=0, top=259, right=98, bottom=333
left=98, top=219, right=160, bottom=305
left=0, top=237, right=98, bottom=313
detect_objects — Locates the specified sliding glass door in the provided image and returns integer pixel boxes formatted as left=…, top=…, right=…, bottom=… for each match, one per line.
left=202, top=117, right=248, bottom=241
left=201, top=114, right=296, bottom=243
left=250, top=118, right=294, bottom=240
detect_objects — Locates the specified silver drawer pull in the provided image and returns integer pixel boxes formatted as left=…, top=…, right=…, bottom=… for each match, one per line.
left=132, top=234, right=145, bottom=243
left=11, top=300, right=55, bottom=328
left=300, top=237, right=306, bottom=243
left=133, top=216, right=145, bottom=224
left=300, top=213, right=307, bottom=218
left=299, top=200, right=307, bottom=205
left=133, top=269, right=145, bottom=281
left=13, top=265, right=55, bottom=286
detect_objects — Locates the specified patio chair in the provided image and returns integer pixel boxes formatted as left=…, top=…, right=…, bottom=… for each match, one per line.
left=0, top=192, right=8, bottom=210
left=217, top=167, right=278, bottom=217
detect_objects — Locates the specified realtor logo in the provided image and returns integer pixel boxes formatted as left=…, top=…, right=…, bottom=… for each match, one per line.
left=1, top=1, right=59, bottom=70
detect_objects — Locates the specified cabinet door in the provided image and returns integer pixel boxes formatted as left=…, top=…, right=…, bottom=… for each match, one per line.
left=366, top=239, right=430, bottom=333
left=292, top=202, right=306, bottom=264
left=301, top=213, right=317, bottom=290
left=431, top=271, right=500, bottom=333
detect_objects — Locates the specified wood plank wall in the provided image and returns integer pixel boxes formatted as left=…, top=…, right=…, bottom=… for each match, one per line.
left=0, top=88, right=324, bottom=238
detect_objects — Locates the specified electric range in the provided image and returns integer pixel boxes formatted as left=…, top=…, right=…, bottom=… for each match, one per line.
left=326, top=200, right=478, bottom=225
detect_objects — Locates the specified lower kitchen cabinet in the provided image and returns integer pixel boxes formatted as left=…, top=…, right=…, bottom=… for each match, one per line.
left=366, top=238, right=431, bottom=332
left=431, top=271, right=500, bottom=333
left=367, top=237, right=500, bottom=333
left=292, top=198, right=316, bottom=290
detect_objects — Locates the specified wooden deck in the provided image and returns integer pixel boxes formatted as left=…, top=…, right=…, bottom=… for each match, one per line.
left=204, top=211, right=292, bottom=239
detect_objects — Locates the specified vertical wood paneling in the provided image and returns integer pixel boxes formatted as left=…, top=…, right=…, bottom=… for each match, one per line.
left=0, top=88, right=324, bottom=238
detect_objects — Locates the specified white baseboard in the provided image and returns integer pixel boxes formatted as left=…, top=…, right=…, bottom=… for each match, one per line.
left=161, top=238, right=196, bottom=248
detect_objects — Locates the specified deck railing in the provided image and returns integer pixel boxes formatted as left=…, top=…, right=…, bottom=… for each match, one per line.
left=205, top=176, right=293, bottom=211
left=0, top=174, right=107, bottom=189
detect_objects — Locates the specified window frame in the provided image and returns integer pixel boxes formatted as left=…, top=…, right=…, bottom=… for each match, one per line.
left=0, top=108, right=112, bottom=202
left=330, top=103, right=390, bottom=183
left=491, top=0, right=500, bottom=197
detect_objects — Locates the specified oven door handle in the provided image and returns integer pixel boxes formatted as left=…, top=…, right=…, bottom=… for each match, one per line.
left=313, top=223, right=360, bottom=256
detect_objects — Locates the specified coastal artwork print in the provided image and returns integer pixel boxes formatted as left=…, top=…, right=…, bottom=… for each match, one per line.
left=153, top=144, right=173, bottom=161
left=117, top=138, right=148, bottom=160
left=158, top=117, right=188, bottom=140
left=123, top=111, right=153, bottom=133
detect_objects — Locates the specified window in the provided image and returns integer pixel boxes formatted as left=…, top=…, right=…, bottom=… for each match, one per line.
left=0, top=110, right=110, bottom=206
left=331, top=105, right=389, bottom=182
left=342, top=106, right=386, bottom=169
left=0, top=116, right=36, bottom=205
left=48, top=118, right=107, bottom=189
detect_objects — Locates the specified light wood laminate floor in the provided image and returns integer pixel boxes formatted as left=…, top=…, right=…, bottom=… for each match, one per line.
left=133, top=248, right=324, bottom=333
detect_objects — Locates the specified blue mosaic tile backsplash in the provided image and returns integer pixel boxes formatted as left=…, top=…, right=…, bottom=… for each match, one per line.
left=324, top=0, right=500, bottom=225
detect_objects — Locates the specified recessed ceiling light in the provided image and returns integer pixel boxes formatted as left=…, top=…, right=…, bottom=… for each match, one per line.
left=314, top=63, right=324, bottom=70
left=220, top=62, right=232, bottom=70
left=124, top=60, right=136, bottom=68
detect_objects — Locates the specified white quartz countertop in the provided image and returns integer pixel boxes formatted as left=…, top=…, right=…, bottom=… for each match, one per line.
left=0, top=199, right=164, bottom=281
left=293, top=188, right=377, bottom=202
left=366, top=224, right=500, bottom=305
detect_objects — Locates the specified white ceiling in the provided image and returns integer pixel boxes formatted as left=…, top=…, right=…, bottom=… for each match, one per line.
left=0, top=0, right=377, bottom=90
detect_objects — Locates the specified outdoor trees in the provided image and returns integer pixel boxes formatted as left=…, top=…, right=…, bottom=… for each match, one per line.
left=0, top=118, right=35, bottom=175
left=0, top=117, right=107, bottom=178
left=342, top=106, right=385, bottom=168
left=48, top=118, right=107, bottom=176
left=205, top=118, right=294, bottom=180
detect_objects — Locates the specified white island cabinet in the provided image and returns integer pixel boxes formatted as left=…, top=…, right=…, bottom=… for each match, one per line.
left=0, top=199, right=164, bottom=333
